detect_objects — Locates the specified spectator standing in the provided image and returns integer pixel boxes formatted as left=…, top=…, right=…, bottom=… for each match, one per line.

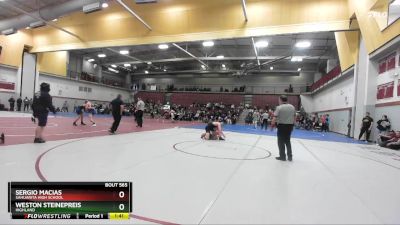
left=8, top=96, right=15, bottom=111
left=23, top=97, right=30, bottom=111
left=28, top=98, right=33, bottom=110
left=16, top=97, right=22, bottom=111
left=358, top=112, right=374, bottom=142
left=253, top=109, right=260, bottom=129
left=62, top=100, right=69, bottom=112
left=261, top=110, right=269, bottom=130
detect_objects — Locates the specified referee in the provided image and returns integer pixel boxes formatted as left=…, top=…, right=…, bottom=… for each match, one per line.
left=135, top=97, right=145, bottom=128
left=273, top=95, right=296, bottom=161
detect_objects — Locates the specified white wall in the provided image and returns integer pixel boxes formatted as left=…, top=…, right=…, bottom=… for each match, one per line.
left=0, top=65, right=132, bottom=111
left=299, top=95, right=314, bottom=113
left=0, top=65, right=18, bottom=106
left=39, top=74, right=132, bottom=110
left=82, top=60, right=101, bottom=77
left=300, top=73, right=355, bottom=135
left=320, top=110, right=351, bottom=135
left=312, top=74, right=354, bottom=112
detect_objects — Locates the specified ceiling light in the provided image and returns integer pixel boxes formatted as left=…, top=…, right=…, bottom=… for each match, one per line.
left=163, top=69, right=167, bottom=72
left=270, top=66, right=273, bottom=70
left=52, top=18, right=58, bottom=22
left=216, top=55, right=224, bottom=59
left=158, top=44, right=169, bottom=49
left=108, top=67, right=119, bottom=73
left=222, top=64, right=226, bottom=68
left=98, top=54, right=106, bottom=58
left=144, top=70, right=149, bottom=74
left=147, top=62, right=152, bottom=65
left=88, top=59, right=95, bottom=62
left=295, top=41, right=311, bottom=48
left=124, top=64, right=131, bottom=67
left=119, top=50, right=129, bottom=55
left=102, top=2, right=109, bottom=8
left=291, top=56, right=303, bottom=62
left=255, top=40, right=269, bottom=48
left=201, top=65, right=206, bottom=69
left=1, top=28, right=17, bottom=35
left=297, top=68, right=302, bottom=71
left=202, top=41, right=214, bottom=47
left=111, top=64, right=117, bottom=68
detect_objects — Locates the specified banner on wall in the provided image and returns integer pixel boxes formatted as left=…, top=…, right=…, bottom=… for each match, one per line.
left=0, top=80, right=15, bottom=92
left=377, top=81, right=394, bottom=100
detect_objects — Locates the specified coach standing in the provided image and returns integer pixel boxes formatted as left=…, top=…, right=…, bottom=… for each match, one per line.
left=109, top=94, right=124, bottom=134
left=32, top=82, right=56, bottom=143
left=273, top=95, right=296, bottom=161
left=135, top=97, right=145, bottom=128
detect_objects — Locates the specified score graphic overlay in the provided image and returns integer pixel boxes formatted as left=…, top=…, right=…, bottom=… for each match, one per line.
left=8, top=182, right=132, bottom=220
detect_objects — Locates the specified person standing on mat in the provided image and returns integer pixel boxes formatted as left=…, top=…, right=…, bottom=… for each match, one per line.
left=16, top=97, right=22, bottom=112
left=31, top=82, right=56, bottom=143
left=135, top=97, right=145, bottom=128
left=272, top=95, right=295, bottom=161
left=23, top=97, right=30, bottom=111
left=8, top=96, right=15, bottom=111
left=358, top=112, right=373, bottom=142
left=109, top=94, right=124, bottom=134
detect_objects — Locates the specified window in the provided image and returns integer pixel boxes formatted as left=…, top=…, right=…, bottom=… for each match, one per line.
left=378, top=52, right=397, bottom=74
left=377, top=81, right=395, bottom=99
left=387, top=53, right=396, bottom=70
left=398, top=80, right=400, bottom=96
left=378, top=59, right=387, bottom=74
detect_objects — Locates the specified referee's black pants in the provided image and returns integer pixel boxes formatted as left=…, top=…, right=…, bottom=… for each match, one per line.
left=111, top=113, right=122, bottom=132
left=358, top=126, right=371, bottom=141
left=277, top=124, right=294, bottom=159
left=136, top=110, right=143, bottom=127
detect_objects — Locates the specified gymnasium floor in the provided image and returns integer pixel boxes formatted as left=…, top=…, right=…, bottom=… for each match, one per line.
left=1, top=112, right=400, bottom=224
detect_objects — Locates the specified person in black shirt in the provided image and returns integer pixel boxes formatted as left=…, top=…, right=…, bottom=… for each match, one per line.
left=16, top=97, right=22, bottom=111
left=358, top=112, right=373, bottom=142
left=32, top=82, right=56, bottom=143
left=109, top=94, right=124, bottom=134
left=23, top=97, right=30, bottom=111
left=8, top=96, right=15, bottom=111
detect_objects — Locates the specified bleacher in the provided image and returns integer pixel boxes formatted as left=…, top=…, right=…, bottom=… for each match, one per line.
left=136, top=92, right=165, bottom=103
left=311, top=65, right=342, bottom=92
left=253, top=95, right=300, bottom=109
left=170, top=93, right=244, bottom=106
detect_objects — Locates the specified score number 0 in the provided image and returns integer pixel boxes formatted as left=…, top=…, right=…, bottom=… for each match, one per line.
left=119, top=191, right=125, bottom=211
